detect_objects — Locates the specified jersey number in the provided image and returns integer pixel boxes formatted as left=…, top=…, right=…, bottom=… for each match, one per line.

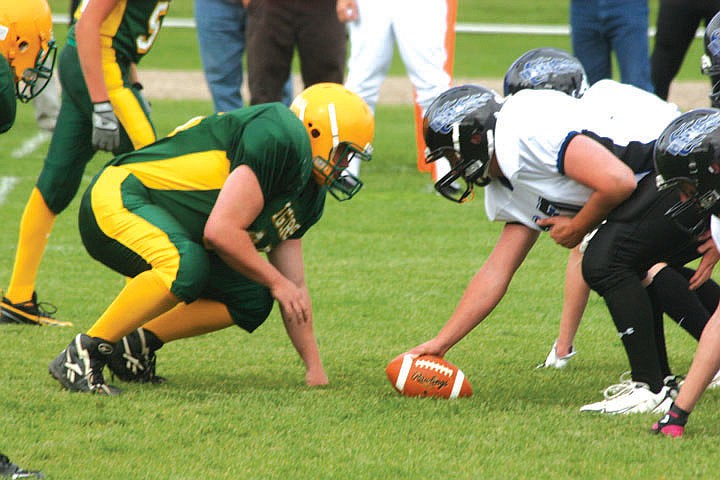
left=136, top=1, right=170, bottom=54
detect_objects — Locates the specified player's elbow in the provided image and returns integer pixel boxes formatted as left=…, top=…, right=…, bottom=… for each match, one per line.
left=615, top=172, right=637, bottom=201
left=601, top=170, right=636, bottom=203
left=203, top=220, right=225, bottom=251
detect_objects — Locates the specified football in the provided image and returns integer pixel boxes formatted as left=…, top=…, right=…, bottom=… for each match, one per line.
left=385, top=354, right=473, bottom=399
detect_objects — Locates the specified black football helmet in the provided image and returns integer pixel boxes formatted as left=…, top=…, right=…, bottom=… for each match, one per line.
left=503, top=47, right=588, bottom=98
left=655, top=108, right=720, bottom=235
left=702, top=11, right=720, bottom=108
left=423, top=84, right=503, bottom=203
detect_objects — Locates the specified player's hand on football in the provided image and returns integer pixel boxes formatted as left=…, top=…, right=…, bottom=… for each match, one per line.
left=535, top=216, right=583, bottom=248
left=91, top=101, right=120, bottom=152
left=392, top=340, right=445, bottom=364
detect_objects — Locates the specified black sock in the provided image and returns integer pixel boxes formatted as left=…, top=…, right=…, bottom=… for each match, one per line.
left=647, top=285, right=671, bottom=379
left=678, top=266, right=720, bottom=313
left=649, top=266, right=710, bottom=340
left=603, top=281, right=665, bottom=392
left=141, top=328, right=164, bottom=351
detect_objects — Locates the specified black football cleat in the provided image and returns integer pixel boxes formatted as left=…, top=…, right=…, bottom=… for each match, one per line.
left=0, top=452, right=45, bottom=479
left=48, top=334, right=120, bottom=395
left=107, top=328, right=166, bottom=384
left=0, top=292, right=72, bottom=327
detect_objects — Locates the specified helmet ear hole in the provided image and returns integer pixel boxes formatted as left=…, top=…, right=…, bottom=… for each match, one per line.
left=310, top=128, right=321, bottom=139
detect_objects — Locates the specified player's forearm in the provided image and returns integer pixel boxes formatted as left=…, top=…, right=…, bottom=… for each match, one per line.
left=75, top=19, right=110, bottom=103
left=433, top=269, right=509, bottom=354
left=283, top=311, right=327, bottom=385
left=210, top=229, right=287, bottom=291
left=571, top=188, right=631, bottom=236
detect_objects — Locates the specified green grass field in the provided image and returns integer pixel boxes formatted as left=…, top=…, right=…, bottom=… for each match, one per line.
left=2, top=1, right=719, bottom=478
left=1, top=100, right=719, bottom=478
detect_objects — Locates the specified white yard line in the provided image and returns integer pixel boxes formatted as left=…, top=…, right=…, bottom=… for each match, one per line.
left=11, top=130, right=51, bottom=159
left=0, top=176, right=19, bottom=205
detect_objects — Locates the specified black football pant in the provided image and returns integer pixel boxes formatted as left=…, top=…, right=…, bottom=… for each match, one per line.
left=650, top=266, right=720, bottom=341
left=582, top=174, right=702, bottom=392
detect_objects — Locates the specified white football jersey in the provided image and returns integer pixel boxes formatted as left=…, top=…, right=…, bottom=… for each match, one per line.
left=580, top=79, right=681, bottom=144
left=488, top=88, right=674, bottom=230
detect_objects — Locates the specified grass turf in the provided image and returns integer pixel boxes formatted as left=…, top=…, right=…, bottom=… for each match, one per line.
left=0, top=100, right=718, bottom=479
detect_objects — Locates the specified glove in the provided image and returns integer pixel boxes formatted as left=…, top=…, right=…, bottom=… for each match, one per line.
left=92, top=101, right=120, bottom=152
left=536, top=339, right=577, bottom=369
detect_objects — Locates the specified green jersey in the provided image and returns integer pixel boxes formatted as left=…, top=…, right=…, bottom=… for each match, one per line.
left=104, top=103, right=324, bottom=252
left=69, top=0, right=170, bottom=64
left=0, top=54, right=16, bottom=134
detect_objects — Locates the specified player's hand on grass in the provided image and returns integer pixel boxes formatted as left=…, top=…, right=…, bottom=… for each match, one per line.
left=306, top=367, right=329, bottom=387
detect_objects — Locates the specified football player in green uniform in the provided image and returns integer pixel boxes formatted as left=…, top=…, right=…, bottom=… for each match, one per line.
left=1, top=0, right=170, bottom=327
left=48, top=83, right=375, bottom=395
left=0, top=0, right=55, bottom=476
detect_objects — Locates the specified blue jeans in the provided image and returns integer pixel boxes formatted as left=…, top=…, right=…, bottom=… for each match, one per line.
left=194, top=0, right=293, bottom=112
left=570, top=0, right=653, bottom=93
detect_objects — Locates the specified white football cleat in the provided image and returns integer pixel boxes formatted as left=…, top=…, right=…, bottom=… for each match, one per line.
left=580, top=372, right=676, bottom=414
left=536, top=339, right=577, bottom=369
left=707, top=369, right=720, bottom=389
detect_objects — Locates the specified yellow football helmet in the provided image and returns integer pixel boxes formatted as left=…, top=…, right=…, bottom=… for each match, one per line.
left=0, top=0, right=56, bottom=102
left=290, top=82, right=375, bottom=201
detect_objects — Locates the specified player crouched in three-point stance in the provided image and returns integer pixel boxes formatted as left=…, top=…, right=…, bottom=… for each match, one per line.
left=48, top=83, right=375, bottom=395
left=652, top=109, right=720, bottom=437
left=392, top=83, right=664, bottom=400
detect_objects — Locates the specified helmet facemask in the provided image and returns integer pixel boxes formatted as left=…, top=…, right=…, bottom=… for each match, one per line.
left=16, top=38, right=56, bottom=103
left=426, top=121, right=495, bottom=204
left=657, top=176, right=716, bottom=235
left=313, top=141, right=372, bottom=201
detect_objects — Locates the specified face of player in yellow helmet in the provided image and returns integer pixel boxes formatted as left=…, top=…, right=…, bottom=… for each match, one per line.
left=290, top=83, right=375, bottom=201
left=0, top=0, right=56, bottom=102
